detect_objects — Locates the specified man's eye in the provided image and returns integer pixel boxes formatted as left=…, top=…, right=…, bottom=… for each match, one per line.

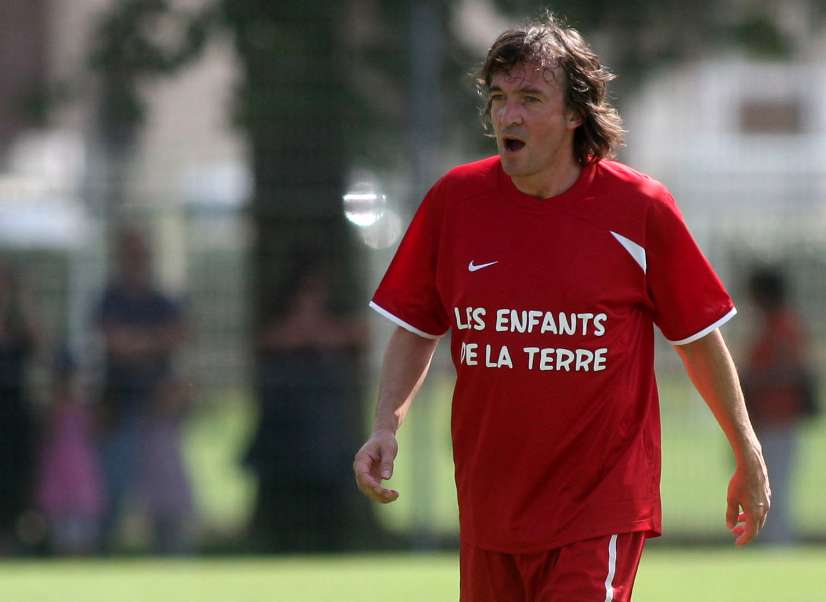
left=489, top=94, right=504, bottom=103
left=524, top=96, right=541, bottom=103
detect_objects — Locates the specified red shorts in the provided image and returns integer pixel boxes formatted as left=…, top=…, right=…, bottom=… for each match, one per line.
left=460, top=532, right=646, bottom=602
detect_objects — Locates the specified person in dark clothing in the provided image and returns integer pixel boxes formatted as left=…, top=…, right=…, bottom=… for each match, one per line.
left=244, top=253, right=373, bottom=552
left=0, top=260, right=40, bottom=553
left=93, top=228, right=185, bottom=552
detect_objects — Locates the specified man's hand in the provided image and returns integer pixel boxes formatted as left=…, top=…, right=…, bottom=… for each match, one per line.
left=353, top=430, right=400, bottom=504
left=673, top=330, right=771, bottom=546
left=726, top=456, right=771, bottom=545
left=354, top=327, right=438, bottom=504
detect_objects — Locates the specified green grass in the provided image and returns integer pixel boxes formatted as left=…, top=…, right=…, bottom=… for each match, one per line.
left=636, top=547, right=826, bottom=602
left=179, top=371, right=826, bottom=543
left=373, top=372, right=826, bottom=539
left=184, top=389, right=256, bottom=534
left=0, top=549, right=823, bottom=601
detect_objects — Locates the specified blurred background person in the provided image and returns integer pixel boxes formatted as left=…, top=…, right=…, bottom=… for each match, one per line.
left=36, top=346, right=104, bottom=556
left=93, top=227, right=186, bottom=553
left=243, top=247, right=375, bottom=552
left=742, top=266, right=818, bottom=545
left=137, top=376, right=196, bottom=556
left=0, top=260, right=41, bottom=554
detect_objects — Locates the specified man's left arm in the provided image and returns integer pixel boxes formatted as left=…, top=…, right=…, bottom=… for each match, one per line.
left=673, top=328, right=771, bottom=545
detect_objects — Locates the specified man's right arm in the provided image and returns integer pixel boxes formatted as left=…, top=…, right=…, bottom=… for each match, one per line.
left=353, top=326, right=439, bottom=504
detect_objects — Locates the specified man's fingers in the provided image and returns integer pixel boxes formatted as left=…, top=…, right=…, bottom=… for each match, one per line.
left=735, top=517, right=758, bottom=546
left=354, top=469, right=396, bottom=503
left=725, top=498, right=739, bottom=529
left=353, top=456, right=377, bottom=482
left=732, top=508, right=765, bottom=545
left=358, top=477, right=399, bottom=504
left=728, top=501, right=771, bottom=545
left=356, top=469, right=379, bottom=491
left=376, top=488, right=400, bottom=504
left=753, top=503, right=769, bottom=532
left=354, top=452, right=393, bottom=483
left=353, top=443, right=399, bottom=504
left=353, top=454, right=381, bottom=494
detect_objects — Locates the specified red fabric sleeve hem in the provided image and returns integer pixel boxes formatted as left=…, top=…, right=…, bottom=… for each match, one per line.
left=666, top=306, right=737, bottom=345
left=369, top=301, right=446, bottom=339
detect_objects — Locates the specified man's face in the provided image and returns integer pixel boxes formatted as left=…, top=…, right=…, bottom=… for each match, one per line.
left=489, top=63, right=581, bottom=184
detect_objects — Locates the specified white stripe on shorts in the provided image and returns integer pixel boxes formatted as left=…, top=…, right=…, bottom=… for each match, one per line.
left=604, top=533, right=618, bottom=602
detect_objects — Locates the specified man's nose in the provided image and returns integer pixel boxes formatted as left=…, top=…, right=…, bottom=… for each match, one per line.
left=495, top=99, right=524, bottom=126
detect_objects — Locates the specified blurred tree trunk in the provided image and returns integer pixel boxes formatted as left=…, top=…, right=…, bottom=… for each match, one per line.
left=220, top=1, right=383, bottom=552
left=221, top=2, right=360, bottom=314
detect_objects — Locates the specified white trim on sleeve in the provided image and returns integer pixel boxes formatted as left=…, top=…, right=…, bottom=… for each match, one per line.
left=667, top=306, right=738, bottom=346
left=604, top=533, right=618, bottom=602
left=369, top=301, right=444, bottom=340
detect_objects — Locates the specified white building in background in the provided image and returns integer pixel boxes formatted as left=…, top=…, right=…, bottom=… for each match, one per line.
left=626, top=58, right=826, bottom=218
left=624, top=56, right=826, bottom=353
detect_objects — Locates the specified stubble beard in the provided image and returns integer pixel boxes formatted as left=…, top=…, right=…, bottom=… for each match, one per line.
left=499, top=150, right=534, bottom=178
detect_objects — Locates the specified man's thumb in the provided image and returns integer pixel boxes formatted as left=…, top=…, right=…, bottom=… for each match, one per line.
left=379, top=445, right=395, bottom=480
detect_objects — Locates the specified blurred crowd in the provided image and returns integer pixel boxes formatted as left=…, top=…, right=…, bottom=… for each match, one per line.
left=0, top=229, right=382, bottom=557
left=0, top=227, right=193, bottom=556
left=1, top=226, right=818, bottom=556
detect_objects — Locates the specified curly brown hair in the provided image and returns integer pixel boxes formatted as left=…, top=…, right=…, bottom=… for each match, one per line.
left=475, top=13, right=624, bottom=165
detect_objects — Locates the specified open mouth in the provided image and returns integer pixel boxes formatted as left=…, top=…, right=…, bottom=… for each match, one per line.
left=503, top=137, right=526, bottom=152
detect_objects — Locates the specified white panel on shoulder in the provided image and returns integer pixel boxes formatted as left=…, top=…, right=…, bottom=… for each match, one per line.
left=610, top=231, right=647, bottom=273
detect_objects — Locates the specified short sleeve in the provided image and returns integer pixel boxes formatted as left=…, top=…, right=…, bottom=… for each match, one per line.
left=645, top=192, right=736, bottom=345
left=370, top=181, right=450, bottom=339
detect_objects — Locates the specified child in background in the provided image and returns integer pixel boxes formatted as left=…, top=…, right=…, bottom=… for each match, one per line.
left=36, top=348, right=105, bottom=555
left=137, top=376, right=196, bottom=555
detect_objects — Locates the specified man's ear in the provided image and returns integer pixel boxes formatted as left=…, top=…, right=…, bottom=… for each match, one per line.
left=567, top=109, right=583, bottom=129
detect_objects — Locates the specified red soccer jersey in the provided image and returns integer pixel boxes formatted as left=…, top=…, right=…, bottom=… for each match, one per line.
left=371, top=156, right=735, bottom=552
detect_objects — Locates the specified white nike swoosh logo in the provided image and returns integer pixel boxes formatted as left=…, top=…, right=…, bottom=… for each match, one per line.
left=468, top=260, right=498, bottom=272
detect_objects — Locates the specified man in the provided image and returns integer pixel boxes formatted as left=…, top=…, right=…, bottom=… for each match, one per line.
left=354, top=14, right=770, bottom=601
left=94, top=227, right=186, bottom=551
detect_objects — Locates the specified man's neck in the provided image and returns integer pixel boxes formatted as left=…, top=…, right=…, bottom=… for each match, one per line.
left=510, top=155, right=581, bottom=199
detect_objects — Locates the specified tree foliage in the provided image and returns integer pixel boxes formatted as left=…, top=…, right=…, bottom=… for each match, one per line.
left=489, top=1, right=798, bottom=100
left=88, top=0, right=214, bottom=145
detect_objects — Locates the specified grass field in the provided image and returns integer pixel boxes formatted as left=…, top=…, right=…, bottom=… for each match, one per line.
left=182, top=374, right=826, bottom=543
left=370, top=372, right=826, bottom=539
left=0, top=547, right=823, bottom=601
left=28, top=377, right=826, bottom=600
